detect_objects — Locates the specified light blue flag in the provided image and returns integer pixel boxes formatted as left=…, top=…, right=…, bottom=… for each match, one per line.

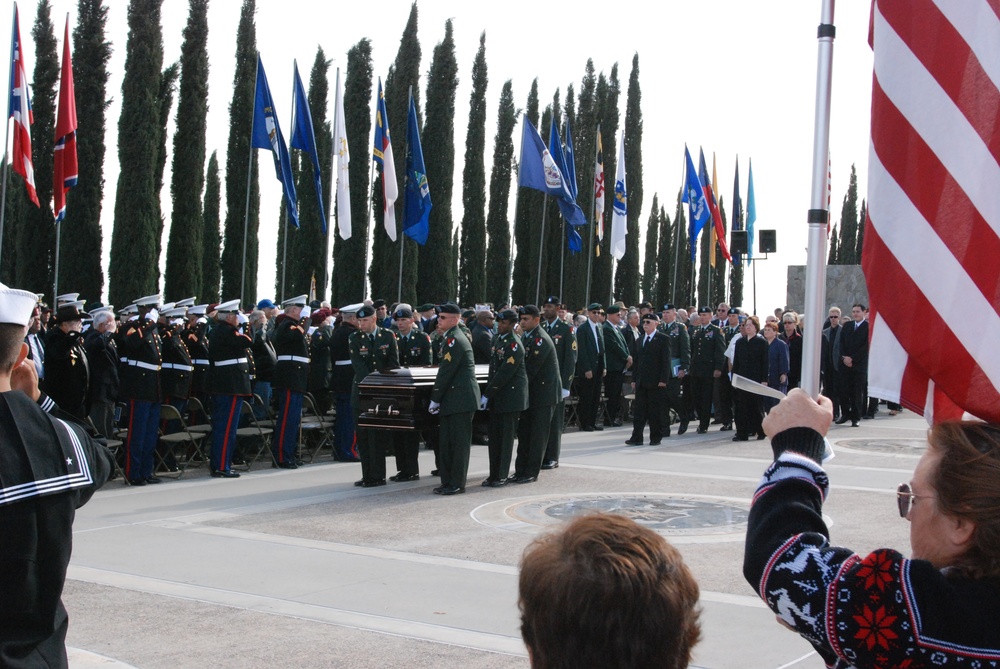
left=747, top=159, right=756, bottom=264
left=252, top=55, right=298, bottom=228
left=403, top=93, right=431, bottom=245
left=289, top=61, right=326, bottom=233
left=681, top=145, right=710, bottom=260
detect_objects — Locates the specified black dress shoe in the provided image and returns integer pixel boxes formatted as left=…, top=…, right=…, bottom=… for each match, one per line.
left=541, top=460, right=559, bottom=470
left=354, top=479, right=367, bottom=487
left=394, top=473, right=419, bottom=482
left=678, top=422, right=688, bottom=435
left=127, top=478, right=146, bottom=486
left=389, top=473, right=403, bottom=481
left=144, top=476, right=163, bottom=484
left=435, top=485, right=465, bottom=495
left=611, top=419, right=623, bottom=427
left=581, top=426, right=595, bottom=432
left=593, top=425, right=604, bottom=431
left=720, top=423, right=733, bottom=432
left=433, top=486, right=445, bottom=493
left=696, top=427, right=708, bottom=434
left=276, top=461, right=298, bottom=469
left=851, top=421, right=860, bottom=427
left=650, top=440, right=663, bottom=446
left=294, top=459, right=305, bottom=466
left=482, top=478, right=507, bottom=488
left=362, top=479, right=386, bottom=487
left=430, top=469, right=440, bottom=476
left=757, top=433, right=767, bottom=440
left=834, top=416, right=849, bottom=425
left=211, top=469, right=240, bottom=478
left=513, top=474, right=537, bottom=484
left=624, top=439, right=643, bottom=446
left=733, top=434, right=749, bottom=442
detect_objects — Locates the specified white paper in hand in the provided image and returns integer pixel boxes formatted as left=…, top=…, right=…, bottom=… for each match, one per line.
left=731, top=374, right=787, bottom=401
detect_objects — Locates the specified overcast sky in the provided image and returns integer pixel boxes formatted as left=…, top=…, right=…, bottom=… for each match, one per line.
left=6, top=0, right=874, bottom=312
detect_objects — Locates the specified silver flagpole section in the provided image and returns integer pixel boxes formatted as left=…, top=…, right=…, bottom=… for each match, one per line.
left=508, top=121, right=524, bottom=307
left=801, top=0, right=836, bottom=398
left=324, top=67, right=340, bottom=301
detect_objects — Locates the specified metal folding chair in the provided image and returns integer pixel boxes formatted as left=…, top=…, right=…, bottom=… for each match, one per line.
left=235, top=400, right=274, bottom=469
left=300, top=392, right=335, bottom=462
left=157, top=404, right=208, bottom=478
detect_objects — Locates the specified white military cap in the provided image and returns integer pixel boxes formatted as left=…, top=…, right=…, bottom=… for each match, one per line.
left=120, top=304, right=139, bottom=316
left=175, top=297, right=196, bottom=307
left=55, top=292, right=80, bottom=305
left=216, top=299, right=240, bottom=314
left=133, top=294, right=161, bottom=307
left=159, top=302, right=176, bottom=312
left=188, top=304, right=208, bottom=316
left=282, top=294, right=308, bottom=308
left=339, top=302, right=364, bottom=314
left=89, top=304, right=114, bottom=317
left=162, top=306, right=188, bottom=318
left=0, top=282, right=42, bottom=326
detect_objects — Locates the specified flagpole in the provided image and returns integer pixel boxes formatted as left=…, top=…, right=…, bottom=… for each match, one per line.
left=241, top=54, right=260, bottom=305
left=363, top=156, right=375, bottom=301
left=509, top=122, right=525, bottom=307
left=324, top=67, right=340, bottom=302
left=558, top=216, right=565, bottom=302
left=801, top=0, right=836, bottom=399
left=534, top=195, right=548, bottom=305
left=397, top=87, right=413, bottom=304
left=585, top=124, right=599, bottom=308
left=0, top=3, right=17, bottom=273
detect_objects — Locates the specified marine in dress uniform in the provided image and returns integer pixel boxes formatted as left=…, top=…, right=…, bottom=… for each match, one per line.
left=159, top=306, right=194, bottom=418
left=0, top=282, right=115, bottom=669
left=428, top=303, right=480, bottom=495
left=42, top=301, right=90, bottom=421
left=541, top=297, right=576, bottom=469
left=657, top=304, right=691, bottom=436
left=601, top=305, right=632, bottom=427
left=626, top=313, right=672, bottom=445
left=512, top=305, right=561, bottom=483
left=349, top=304, right=400, bottom=486
left=481, top=309, right=528, bottom=486
left=271, top=295, right=311, bottom=468
left=689, top=306, right=728, bottom=434
left=330, top=304, right=361, bottom=461
left=206, top=300, right=254, bottom=477
left=390, top=306, right=431, bottom=481
left=574, top=303, right=606, bottom=432
left=119, top=294, right=164, bottom=485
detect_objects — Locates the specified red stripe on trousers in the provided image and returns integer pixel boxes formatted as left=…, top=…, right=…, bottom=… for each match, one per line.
left=220, top=397, right=238, bottom=468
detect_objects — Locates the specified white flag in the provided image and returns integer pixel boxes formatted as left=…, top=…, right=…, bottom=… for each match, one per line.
left=333, top=69, right=352, bottom=240
left=610, top=132, right=627, bottom=260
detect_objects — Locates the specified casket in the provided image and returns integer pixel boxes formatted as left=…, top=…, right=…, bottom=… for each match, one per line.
left=356, top=364, right=490, bottom=431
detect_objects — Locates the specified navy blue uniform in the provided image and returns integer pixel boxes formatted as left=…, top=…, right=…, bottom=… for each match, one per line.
left=207, top=320, right=253, bottom=472
left=119, top=316, right=162, bottom=483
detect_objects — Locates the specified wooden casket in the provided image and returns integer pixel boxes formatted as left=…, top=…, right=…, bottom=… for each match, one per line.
left=356, top=364, right=490, bottom=431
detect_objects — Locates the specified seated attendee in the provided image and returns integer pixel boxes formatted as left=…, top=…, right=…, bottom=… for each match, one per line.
left=744, top=389, right=1000, bottom=668
left=519, top=513, right=701, bottom=669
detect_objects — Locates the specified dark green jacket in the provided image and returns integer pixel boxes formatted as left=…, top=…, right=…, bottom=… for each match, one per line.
left=689, top=323, right=727, bottom=377
left=658, top=320, right=691, bottom=377
left=543, top=318, right=576, bottom=391
left=574, top=318, right=606, bottom=376
left=431, top=325, right=481, bottom=415
left=394, top=328, right=433, bottom=367
left=602, top=321, right=631, bottom=373
left=485, top=332, right=528, bottom=413
left=349, top=326, right=399, bottom=385
left=521, top=326, right=560, bottom=408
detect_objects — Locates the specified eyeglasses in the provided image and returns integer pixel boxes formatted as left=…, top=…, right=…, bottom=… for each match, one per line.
left=829, top=315, right=840, bottom=319
left=896, top=482, right=933, bottom=518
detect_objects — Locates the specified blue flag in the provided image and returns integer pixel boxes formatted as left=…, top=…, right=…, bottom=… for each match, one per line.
left=289, top=61, right=326, bottom=233
left=252, top=56, right=298, bottom=228
left=403, top=93, right=431, bottom=245
left=732, top=158, right=743, bottom=267
left=747, top=159, right=756, bottom=264
left=681, top=145, right=710, bottom=261
left=546, top=118, right=587, bottom=229
left=563, top=116, right=578, bottom=200
left=518, top=116, right=586, bottom=228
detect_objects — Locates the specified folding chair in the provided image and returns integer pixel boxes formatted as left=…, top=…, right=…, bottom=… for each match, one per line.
left=300, top=393, right=335, bottom=462
left=157, top=404, right=208, bottom=478
left=235, top=400, right=274, bottom=470
left=185, top=396, right=213, bottom=436
left=564, top=395, right=581, bottom=429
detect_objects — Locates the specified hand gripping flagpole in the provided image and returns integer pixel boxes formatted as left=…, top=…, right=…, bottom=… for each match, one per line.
left=801, top=0, right=836, bottom=399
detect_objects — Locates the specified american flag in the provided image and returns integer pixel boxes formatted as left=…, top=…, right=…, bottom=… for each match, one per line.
left=864, top=0, right=1000, bottom=422
left=7, top=5, right=39, bottom=207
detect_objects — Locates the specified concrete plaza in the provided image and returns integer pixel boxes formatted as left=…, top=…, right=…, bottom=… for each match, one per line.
left=64, top=409, right=924, bottom=668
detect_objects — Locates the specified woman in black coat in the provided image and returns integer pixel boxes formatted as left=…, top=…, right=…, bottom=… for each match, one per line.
left=731, top=316, right=769, bottom=441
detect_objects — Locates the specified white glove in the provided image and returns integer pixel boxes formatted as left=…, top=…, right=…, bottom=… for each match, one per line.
left=128, top=314, right=139, bottom=322
left=146, top=308, right=159, bottom=322
left=428, top=400, right=441, bottom=415
left=300, top=306, right=312, bottom=320
left=237, top=312, right=248, bottom=325
left=479, top=396, right=489, bottom=410
left=197, top=317, right=208, bottom=325
left=561, top=388, right=571, bottom=399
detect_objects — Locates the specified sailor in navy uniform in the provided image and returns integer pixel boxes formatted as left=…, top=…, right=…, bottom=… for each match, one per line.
left=119, top=294, right=164, bottom=485
left=271, top=295, right=311, bottom=468
left=207, top=299, right=253, bottom=477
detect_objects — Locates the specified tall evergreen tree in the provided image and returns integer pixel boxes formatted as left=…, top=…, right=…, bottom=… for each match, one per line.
left=591, top=65, right=619, bottom=305
left=511, top=79, right=540, bottom=305
left=565, top=61, right=597, bottom=309
left=332, top=39, right=372, bottom=305
left=828, top=223, right=839, bottom=264
left=641, top=192, right=658, bottom=303
left=836, top=164, right=859, bottom=265
left=654, top=204, right=671, bottom=305
left=417, top=20, right=458, bottom=303
left=201, top=151, right=221, bottom=302
left=371, top=2, right=421, bottom=302
left=729, top=176, right=745, bottom=308
left=17, top=1, right=58, bottom=297
left=220, top=0, right=258, bottom=304
left=615, top=54, right=642, bottom=304
left=60, top=0, right=111, bottom=300
left=458, top=32, right=487, bottom=305
left=856, top=198, right=867, bottom=261
left=484, top=79, right=515, bottom=308
left=164, top=0, right=209, bottom=300
left=286, top=48, right=331, bottom=300
left=108, top=0, right=164, bottom=306
left=1, top=159, right=26, bottom=285
left=697, top=218, right=711, bottom=306
left=673, top=190, right=693, bottom=305
left=154, top=62, right=178, bottom=268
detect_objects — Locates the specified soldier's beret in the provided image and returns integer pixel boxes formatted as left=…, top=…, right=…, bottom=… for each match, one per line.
left=356, top=305, right=376, bottom=319
left=496, top=309, right=518, bottom=322
left=438, top=303, right=462, bottom=315
left=699, top=306, right=713, bottom=314
left=372, top=299, right=386, bottom=309
left=518, top=305, right=540, bottom=317
left=416, top=303, right=436, bottom=312
left=731, top=307, right=742, bottom=315
left=605, top=304, right=622, bottom=315
left=587, top=302, right=603, bottom=312
left=661, top=303, right=676, bottom=311
left=641, top=313, right=660, bottom=322
left=638, top=301, right=653, bottom=310
left=311, top=308, right=332, bottom=326
left=543, top=295, right=561, bottom=306
left=393, top=307, right=414, bottom=319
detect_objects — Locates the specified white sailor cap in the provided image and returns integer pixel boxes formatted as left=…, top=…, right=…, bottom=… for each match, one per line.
left=216, top=299, right=241, bottom=314
left=188, top=304, right=208, bottom=316
left=282, top=294, right=308, bottom=308
left=55, top=292, right=80, bottom=305
left=162, top=306, right=188, bottom=318
left=175, top=297, right=196, bottom=307
left=300, top=305, right=312, bottom=320
left=89, top=304, right=114, bottom=317
left=160, top=302, right=176, bottom=312
left=120, top=304, right=139, bottom=316
left=0, top=282, right=42, bottom=326
left=339, top=302, right=365, bottom=315
left=133, top=294, right=161, bottom=307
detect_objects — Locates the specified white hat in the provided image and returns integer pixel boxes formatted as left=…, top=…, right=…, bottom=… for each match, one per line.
left=175, top=297, right=196, bottom=307
left=340, top=302, right=364, bottom=314
left=120, top=304, right=139, bottom=316
left=133, top=294, right=161, bottom=307
left=89, top=305, right=114, bottom=317
left=55, top=292, right=80, bottom=305
left=162, top=306, right=188, bottom=318
left=160, top=302, right=176, bottom=312
left=282, top=294, right=308, bottom=308
left=188, top=304, right=208, bottom=316
left=0, top=282, right=42, bottom=326
left=216, top=299, right=240, bottom=314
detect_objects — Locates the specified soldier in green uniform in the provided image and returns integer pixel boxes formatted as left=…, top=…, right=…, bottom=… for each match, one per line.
left=481, top=309, right=528, bottom=486
left=658, top=304, right=691, bottom=436
left=512, top=305, right=560, bottom=483
left=428, top=303, right=480, bottom=495
left=689, top=306, right=727, bottom=433
left=349, top=304, right=399, bottom=487
left=541, top=297, right=575, bottom=469
left=601, top=304, right=632, bottom=427
left=390, top=306, right=431, bottom=482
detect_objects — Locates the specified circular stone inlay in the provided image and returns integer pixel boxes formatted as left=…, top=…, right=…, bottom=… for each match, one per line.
left=839, top=438, right=927, bottom=455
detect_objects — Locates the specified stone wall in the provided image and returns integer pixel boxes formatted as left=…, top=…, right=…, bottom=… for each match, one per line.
left=785, top=265, right=868, bottom=313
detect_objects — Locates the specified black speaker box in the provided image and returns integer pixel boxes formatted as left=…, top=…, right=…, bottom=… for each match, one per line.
left=730, top=230, right=748, bottom=255
left=759, top=230, right=777, bottom=254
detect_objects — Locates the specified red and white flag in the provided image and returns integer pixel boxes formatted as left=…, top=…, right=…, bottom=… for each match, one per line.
left=7, top=5, right=39, bottom=207
left=865, top=0, right=1000, bottom=423
left=53, top=18, right=78, bottom=222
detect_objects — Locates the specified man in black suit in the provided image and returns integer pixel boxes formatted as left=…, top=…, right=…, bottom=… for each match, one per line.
left=575, top=303, right=606, bottom=432
left=821, top=306, right=843, bottom=421
left=836, top=303, right=869, bottom=427
left=625, top=313, right=671, bottom=446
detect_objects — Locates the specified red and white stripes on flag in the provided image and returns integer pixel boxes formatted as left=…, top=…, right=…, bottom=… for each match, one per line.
left=864, top=0, right=1000, bottom=423
left=826, top=153, right=832, bottom=235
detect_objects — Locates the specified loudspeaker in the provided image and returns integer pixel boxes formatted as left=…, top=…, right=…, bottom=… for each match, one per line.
left=730, top=230, right=748, bottom=255
left=759, top=230, right=777, bottom=254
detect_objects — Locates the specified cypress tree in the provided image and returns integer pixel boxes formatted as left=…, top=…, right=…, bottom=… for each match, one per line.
left=154, top=62, right=178, bottom=268
left=828, top=223, right=839, bottom=264
left=697, top=217, right=711, bottom=306
left=458, top=32, right=487, bottom=305
left=17, top=1, right=58, bottom=297
left=220, top=0, right=258, bottom=304
left=484, top=79, right=515, bottom=309
left=615, top=54, right=642, bottom=305
left=287, top=48, right=331, bottom=300
left=108, top=0, right=164, bottom=306
left=417, top=20, right=459, bottom=303
left=371, top=2, right=420, bottom=302
left=641, top=192, right=658, bottom=303
left=591, top=65, right=619, bottom=305
left=201, top=151, right=221, bottom=302
left=856, top=198, right=867, bottom=261
left=654, top=203, right=671, bottom=305
left=837, top=164, right=859, bottom=265
left=60, top=0, right=110, bottom=300
left=164, top=0, right=209, bottom=301
left=511, top=79, right=540, bottom=305
left=1, top=159, right=25, bottom=285
left=273, top=189, right=288, bottom=299
left=332, top=39, right=372, bottom=306
left=674, top=190, right=693, bottom=305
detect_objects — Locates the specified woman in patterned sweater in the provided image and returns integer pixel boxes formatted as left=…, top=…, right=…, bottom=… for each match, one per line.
left=744, top=389, right=1000, bottom=668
